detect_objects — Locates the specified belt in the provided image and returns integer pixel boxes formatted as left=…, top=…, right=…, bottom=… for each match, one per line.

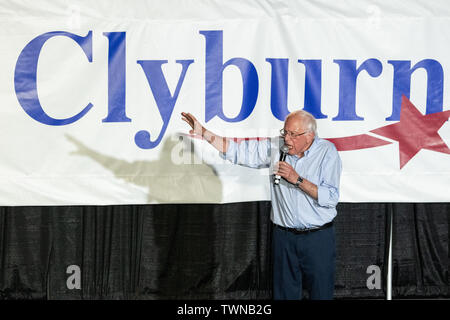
left=275, top=221, right=334, bottom=234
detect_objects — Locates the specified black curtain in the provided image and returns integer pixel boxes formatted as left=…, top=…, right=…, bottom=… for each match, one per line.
left=391, top=203, right=449, bottom=297
left=0, top=203, right=448, bottom=299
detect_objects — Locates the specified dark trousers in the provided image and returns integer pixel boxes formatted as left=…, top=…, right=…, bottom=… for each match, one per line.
left=272, top=224, right=336, bottom=300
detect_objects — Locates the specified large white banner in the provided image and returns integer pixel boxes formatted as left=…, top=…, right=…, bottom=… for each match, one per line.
left=1, top=0, right=450, bottom=205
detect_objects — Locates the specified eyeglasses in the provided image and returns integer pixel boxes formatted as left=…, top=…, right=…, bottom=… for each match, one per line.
left=280, top=128, right=309, bottom=138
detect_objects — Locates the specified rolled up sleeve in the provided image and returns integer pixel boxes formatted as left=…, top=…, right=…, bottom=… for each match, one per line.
left=317, top=148, right=342, bottom=208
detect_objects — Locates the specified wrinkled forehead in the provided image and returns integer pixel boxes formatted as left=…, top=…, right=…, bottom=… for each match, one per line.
left=284, top=115, right=307, bottom=131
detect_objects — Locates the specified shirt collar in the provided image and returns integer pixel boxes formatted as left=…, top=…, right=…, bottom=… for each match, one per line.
left=305, top=136, right=319, bottom=156
left=291, top=135, right=318, bottom=158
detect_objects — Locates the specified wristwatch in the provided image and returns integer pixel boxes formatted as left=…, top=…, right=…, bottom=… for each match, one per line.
left=295, top=176, right=303, bottom=187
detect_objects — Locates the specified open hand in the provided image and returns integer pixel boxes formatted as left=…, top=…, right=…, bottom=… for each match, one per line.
left=181, top=112, right=204, bottom=136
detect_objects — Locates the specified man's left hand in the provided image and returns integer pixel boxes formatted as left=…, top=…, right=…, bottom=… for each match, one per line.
left=274, top=161, right=299, bottom=185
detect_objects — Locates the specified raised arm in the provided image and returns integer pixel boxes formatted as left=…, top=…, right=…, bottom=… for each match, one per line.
left=181, top=112, right=229, bottom=153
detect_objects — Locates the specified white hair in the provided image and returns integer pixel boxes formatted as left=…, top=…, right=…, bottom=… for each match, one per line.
left=285, top=110, right=317, bottom=136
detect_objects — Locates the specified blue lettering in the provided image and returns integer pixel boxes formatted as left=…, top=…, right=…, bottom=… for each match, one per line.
left=333, top=59, right=383, bottom=121
left=135, top=60, right=194, bottom=149
left=266, top=59, right=326, bottom=121
left=15, top=29, right=447, bottom=146
left=387, top=59, right=443, bottom=120
left=299, top=59, right=326, bottom=119
left=266, top=58, right=289, bottom=121
left=200, top=30, right=258, bottom=123
left=14, top=31, right=93, bottom=125
left=102, top=32, right=131, bottom=122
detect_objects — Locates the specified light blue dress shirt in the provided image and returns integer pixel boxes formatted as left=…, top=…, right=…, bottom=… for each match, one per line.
left=221, top=136, right=342, bottom=229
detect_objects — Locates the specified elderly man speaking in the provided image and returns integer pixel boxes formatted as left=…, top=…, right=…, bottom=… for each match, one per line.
left=181, top=110, right=342, bottom=300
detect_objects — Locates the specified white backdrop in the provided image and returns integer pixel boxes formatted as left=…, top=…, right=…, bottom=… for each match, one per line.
left=1, top=0, right=450, bottom=205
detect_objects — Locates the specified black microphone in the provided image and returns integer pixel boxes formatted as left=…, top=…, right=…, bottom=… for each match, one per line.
left=274, top=145, right=290, bottom=185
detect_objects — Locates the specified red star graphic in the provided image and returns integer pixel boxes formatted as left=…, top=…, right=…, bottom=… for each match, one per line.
left=371, top=95, right=450, bottom=169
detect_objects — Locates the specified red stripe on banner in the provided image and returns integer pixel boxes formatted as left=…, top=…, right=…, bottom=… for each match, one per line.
left=231, top=137, right=270, bottom=143
left=182, top=133, right=392, bottom=151
left=326, top=134, right=392, bottom=151
left=181, top=133, right=269, bottom=143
